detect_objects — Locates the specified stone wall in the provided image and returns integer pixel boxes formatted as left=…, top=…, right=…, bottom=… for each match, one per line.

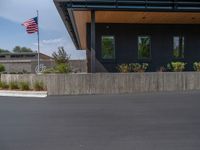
left=1, top=72, right=200, bottom=95
left=0, top=60, right=54, bottom=73
left=69, top=60, right=87, bottom=73
left=0, top=59, right=87, bottom=73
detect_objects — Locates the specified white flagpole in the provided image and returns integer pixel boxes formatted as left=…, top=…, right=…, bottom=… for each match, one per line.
left=37, top=10, right=40, bottom=74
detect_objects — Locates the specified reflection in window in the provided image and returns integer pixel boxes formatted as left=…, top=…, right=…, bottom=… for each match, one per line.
left=173, top=36, right=184, bottom=58
left=101, top=36, right=115, bottom=59
left=138, top=36, right=151, bottom=59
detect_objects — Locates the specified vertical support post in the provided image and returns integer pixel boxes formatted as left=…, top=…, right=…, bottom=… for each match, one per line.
left=37, top=10, right=40, bottom=74
left=91, top=10, right=95, bottom=73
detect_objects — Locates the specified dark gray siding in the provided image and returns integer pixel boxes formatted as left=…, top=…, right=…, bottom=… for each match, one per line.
left=87, top=24, right=200, bottom=72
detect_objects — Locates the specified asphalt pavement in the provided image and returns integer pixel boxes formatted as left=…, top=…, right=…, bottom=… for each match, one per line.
left=0, top=91, right=200, bottom=150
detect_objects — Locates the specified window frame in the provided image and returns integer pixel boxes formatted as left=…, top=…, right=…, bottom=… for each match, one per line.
left=101, top=35, right=116, bottom=61
left=173, top=36, right=185, bottom=59
left=137, top=35, right=152, bottom=60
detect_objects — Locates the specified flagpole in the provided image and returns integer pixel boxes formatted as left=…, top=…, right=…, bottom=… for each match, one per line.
left=37, top=10, right=40, bottom=74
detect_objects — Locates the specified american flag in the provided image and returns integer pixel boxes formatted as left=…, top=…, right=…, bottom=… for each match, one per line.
left=22, top=17, right=38, bottom=34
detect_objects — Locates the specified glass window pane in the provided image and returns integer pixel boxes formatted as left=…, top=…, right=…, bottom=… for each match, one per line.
left=138, top=36, right=151, bottom=59
left=101, top=36, right=115, bottom=59
left=173, top=36, right=184, bottom=58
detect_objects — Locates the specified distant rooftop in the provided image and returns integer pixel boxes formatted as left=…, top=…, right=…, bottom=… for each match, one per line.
left=0, top=52, right=53, bottom=60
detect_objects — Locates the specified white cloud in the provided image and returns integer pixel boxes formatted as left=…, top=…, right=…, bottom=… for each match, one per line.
left=32, top=38, right=86, bottom=60
left=33, top=38, right=63, bottom=46
left=42, top=38, right=63, bottom=44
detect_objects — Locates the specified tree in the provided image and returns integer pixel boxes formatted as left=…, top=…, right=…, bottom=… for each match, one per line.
left=0, top=48, right=10, bottom=53
left=0, top=64, right=5, bottom=73
left=13, top=46, right=33, bottom=53
left=52, top=47, right=70, bottom=64
left=43, top=47, right=71, bottom=74
left=13, top=46, right=21, bottom=52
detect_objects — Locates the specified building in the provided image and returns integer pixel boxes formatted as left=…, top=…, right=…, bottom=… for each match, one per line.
left=0, top=52, right=87, bottom=73
left=0, top=53, right=54, bottom=73
left=69, top=59, right=87, bottom=73
left=54, top=0, right=200, bottom=72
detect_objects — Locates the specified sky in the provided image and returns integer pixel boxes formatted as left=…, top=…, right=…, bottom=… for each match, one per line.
left=0, top=0, right=86, bottom=59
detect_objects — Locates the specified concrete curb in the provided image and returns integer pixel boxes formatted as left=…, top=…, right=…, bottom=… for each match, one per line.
left=0, top=90, right=47, bottom=98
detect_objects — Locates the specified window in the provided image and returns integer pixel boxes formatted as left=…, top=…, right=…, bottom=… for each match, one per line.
left=138, top=36, right=151, bottom=59
left=101, top=36, right=115, bottom=60
left=25, top=55, right=36, bottom=58
left=173, top=36, right=184, bottom=59
left=10, top=55, right=23, bottom=58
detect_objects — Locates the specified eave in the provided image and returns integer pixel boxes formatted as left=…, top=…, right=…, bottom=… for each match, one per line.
left=54, top=0, right=200, bottom=50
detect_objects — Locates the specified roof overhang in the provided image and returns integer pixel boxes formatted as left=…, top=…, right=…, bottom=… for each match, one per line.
left=54, top=0, right=200, bottom=50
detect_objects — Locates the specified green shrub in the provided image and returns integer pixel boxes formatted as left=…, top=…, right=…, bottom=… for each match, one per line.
left=0, top=64, right=5, bottom=73
left=0, top=81, right=9, bottom=90
left=167, top=62, right=186, bottom=72
left=10, top=72, right=17, bottom=74
left=19, top=81, right=30, bottom=91
left=33, top=81, right=45, bottom=91
left=55, top=63, right=71, bottom=73
left=129, top=63, right=149, bottom=72
left=0, top=81, right=2, bottom=89
left=43, top=63, right=71, bottom=74
left=22, top=69, right=28, bottom=74
left=117, top=64, right=129, bottom=73
left=9, top=81, right=19, bottom=90
left=117, top=63, right=149, bottom=73
left=193, top=62, right=200, bottom=71
left=43, top=68, right=58, bottom=74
